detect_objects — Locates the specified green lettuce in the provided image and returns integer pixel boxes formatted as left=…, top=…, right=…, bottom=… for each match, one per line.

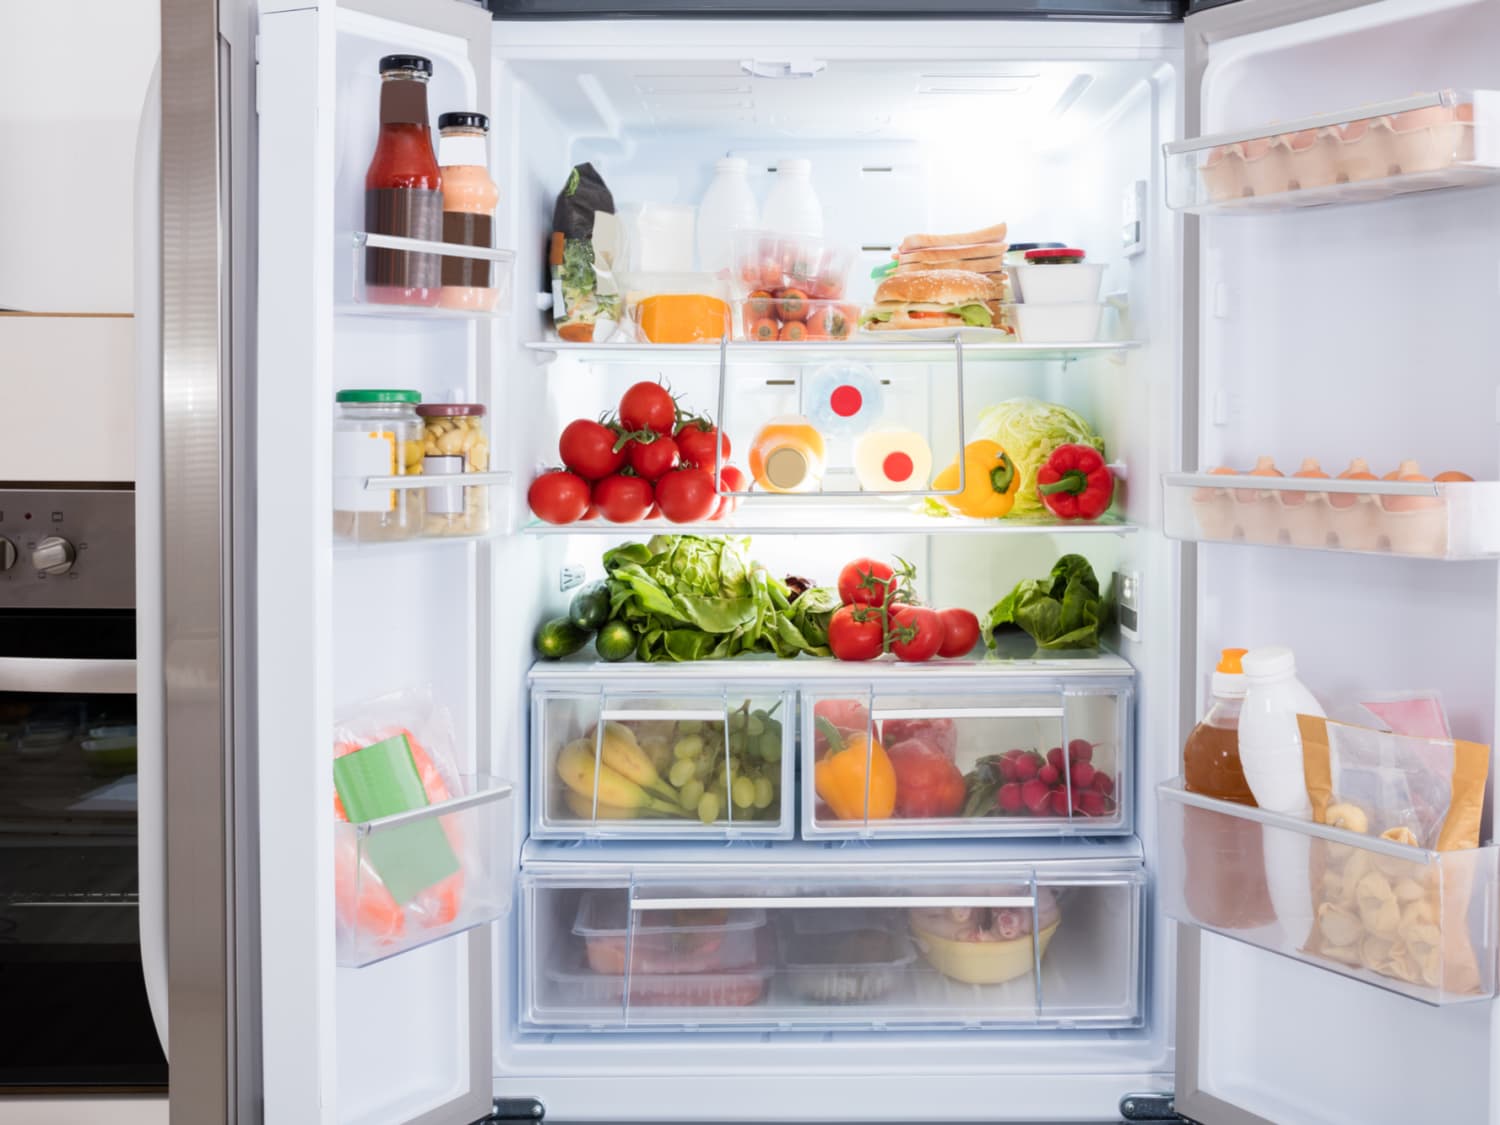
left=858, top=303, right=993, bottom=327
left=973, top=398, right=1105, bottom=518
left=985, top=554, right=1105, bottom=652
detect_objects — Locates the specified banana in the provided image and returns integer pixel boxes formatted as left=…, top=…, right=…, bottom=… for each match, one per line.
left=563, top=788, right=642, bottom=821
left=587, top=722, right=679, bottom=802
left=555, top=739, right=681, bottom=814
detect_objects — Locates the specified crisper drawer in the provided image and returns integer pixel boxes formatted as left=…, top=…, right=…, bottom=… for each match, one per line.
left=530, top=680, right=795, bottom=839
left=801, top=675, right=1133, bottom=838
left=518, top=858, right=1145, bottom=1033
left=1158, top=781, right=1499, bottom=1006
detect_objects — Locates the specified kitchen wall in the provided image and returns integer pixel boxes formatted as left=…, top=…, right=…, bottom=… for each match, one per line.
left=0, top=0, right=159, bottom=483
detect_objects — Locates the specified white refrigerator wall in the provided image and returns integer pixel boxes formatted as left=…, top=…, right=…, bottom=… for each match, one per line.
left=1187, top=1, right=1500, bottom=1122
left=486, top=19, right=1183, bottom=1123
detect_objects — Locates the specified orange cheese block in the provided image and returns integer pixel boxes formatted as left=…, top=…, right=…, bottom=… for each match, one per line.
left=636, top=294, right=730, bottom=344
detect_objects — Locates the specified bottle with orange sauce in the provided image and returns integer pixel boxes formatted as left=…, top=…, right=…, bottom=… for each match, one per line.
left=436, top=112, right=500, bottom=311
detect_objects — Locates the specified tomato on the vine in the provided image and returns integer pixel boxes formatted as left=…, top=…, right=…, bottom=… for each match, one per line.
left=626, top=433, right=680, bottom=481
left=592, top=474, right=653, bottom=523
left=827, top=605, right=884, bottom=662
left=618, top=382, right=677, bottom=434
left=558, top=419, right=625, bottom=481
left=527, top=471, right=591, bottom=525
left=937, top=608, right=981, bottom=658
left=889, top=605, right=944, bottom=662
left=838, top=558, right=898, bottom=608
left=676, top=422, right=730, bottom=469
left=654, top=468, right=718, bottom=523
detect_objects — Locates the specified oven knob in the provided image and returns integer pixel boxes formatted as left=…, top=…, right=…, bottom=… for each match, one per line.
left=32, top=536, right=77, bottom=576
left=0, top=537, right=15, bottom=571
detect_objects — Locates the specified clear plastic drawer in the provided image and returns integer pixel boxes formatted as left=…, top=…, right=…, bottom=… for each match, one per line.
left=1158, top=780, right=1499, bottom=1006
left=801, top=675, right=1133, bottom=838
left=519, top=858, right=1145, bottom=1032
left=530, top=681, right=796, bottom=839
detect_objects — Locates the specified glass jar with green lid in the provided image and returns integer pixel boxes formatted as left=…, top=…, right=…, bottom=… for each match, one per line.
left=333, top=389, right=426, bottom=541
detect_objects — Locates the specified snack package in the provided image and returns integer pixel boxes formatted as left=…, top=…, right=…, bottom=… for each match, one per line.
left=549, top=163, right=624, bottom=342
left=332, top=688, right=470, bottom=951
left=1299, top=714, right=1490, bottom=995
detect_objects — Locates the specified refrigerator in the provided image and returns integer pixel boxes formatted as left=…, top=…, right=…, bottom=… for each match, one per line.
left=135, top=0, right=1500, bottom=1121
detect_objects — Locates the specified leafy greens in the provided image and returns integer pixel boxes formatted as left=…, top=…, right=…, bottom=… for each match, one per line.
left=985, top=554, right=1105, bottom=652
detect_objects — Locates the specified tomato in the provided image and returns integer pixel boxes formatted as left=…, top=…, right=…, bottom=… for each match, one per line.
left=813, top=698, right=873, bottom=756
left=654, top=468, right=718, bottom=523
left=714, top=465, right=746, bottom=518
left=775, top=288, right=810, bottom=322
left=592, top=474, right=654, bottom=523
left=528, top=470, right=591, bottom=525
left=888, top=739, right=967, bottom=818
left=747, top=316, right=779, bottom=342
left=827, top=604, right=884, bottom=662
left=889, top=605, right=943, bottom=662
left=778, top=320, right=808, bottom=342
left=618, top=381, right=677, bottom=434
left=558, top=419, right=626, bottom=481
left=626, top=433, right=680, bottom=481
left=937, top=608, right=981, bottom=658
left=884, top=718, right=957, bottom=760
left=676, top=423, right=730, bottom=469
left=838, top=558, right=898, bottom=608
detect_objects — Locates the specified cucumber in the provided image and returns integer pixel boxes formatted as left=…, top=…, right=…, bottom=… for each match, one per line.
left=568, top=580, right=611, bottom=631
left=594, top=620, right=636, bottom=663
left=534, top=616, right=591, bottom=660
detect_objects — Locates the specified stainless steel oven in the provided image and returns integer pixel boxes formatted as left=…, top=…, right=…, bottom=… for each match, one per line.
left=0, top=484, right=166, bottom=1093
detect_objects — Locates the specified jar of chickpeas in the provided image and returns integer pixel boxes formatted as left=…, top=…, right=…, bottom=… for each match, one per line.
left=333, top=389, right=426, bottom=542
left=416, top=402, right=489, bottom=535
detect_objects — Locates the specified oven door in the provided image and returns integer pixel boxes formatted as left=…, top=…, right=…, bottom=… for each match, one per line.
left=0, top=613, right=167, bottom=1093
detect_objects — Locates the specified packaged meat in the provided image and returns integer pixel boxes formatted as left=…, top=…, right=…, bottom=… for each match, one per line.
left=781, top=924, right=917, bottom=1004
left=549, top=950, right=772, bottom=1008
left=908, top=888, right=1060, bottom=985
left=574, top=891, right=767, bottom=975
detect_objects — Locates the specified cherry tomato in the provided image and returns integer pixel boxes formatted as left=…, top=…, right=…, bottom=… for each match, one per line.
left=618, top=381, right=677, bottom=434
left=889, top=605, right=943, bottom=662
left=528, top=471, right=591, bottom=525
left=558, top=419, right=626, bottom=481
left=748, top=316, right=779, bottom=342
left=778, top=320, right=808, bottom=342
left=592, top=474, right=653, bottom=523
left=654, top=468, right=718, bottom=523
left=838, top=558, right=898, bottom=608
left=775, top=288, right=810, bottom=322
left=828, top=604, right=884, bottom=662
left=937, top=608, right=982, bottom=658
left=676, top=423, right=730, bottom=469
left=714, top=465, right=746, bottom=518
left=626, top=433, right=680, bottom=481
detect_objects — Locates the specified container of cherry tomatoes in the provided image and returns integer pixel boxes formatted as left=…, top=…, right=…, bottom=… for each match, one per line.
left=732, top=230, right=855, bottom=342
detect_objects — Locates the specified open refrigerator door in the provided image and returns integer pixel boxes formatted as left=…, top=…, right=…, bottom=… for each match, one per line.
left=1168, top=1, right=1500, bottom=1123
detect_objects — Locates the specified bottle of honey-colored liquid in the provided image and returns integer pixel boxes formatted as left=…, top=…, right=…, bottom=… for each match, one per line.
left=1182, top=647, right=1275, bottom=930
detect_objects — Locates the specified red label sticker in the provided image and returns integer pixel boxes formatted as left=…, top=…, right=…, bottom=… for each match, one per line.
left=830, top=385, right=863, bottom=417
left=882, top=451, right=914, bottom=483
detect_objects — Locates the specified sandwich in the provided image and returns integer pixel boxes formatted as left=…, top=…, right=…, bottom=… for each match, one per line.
left=892, top=222, right=1011, bottom=296
left=861, top=269, right=1010, bottom=332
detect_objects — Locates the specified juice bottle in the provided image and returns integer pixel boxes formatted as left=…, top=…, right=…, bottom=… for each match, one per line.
left=749, top=416, right=826, bottom=493
left=364, top=55, right=442, bottom=306
left=1182, top=647, right=1275, bottom=930
left=437, top=112, right=500, bottom=311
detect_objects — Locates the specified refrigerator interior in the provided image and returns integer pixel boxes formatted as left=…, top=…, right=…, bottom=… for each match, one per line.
left=1182, top=0, right=1500, bottom=1122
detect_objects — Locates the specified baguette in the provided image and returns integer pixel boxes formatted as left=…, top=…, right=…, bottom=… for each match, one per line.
left=898, top=222, right=1008, bottom=254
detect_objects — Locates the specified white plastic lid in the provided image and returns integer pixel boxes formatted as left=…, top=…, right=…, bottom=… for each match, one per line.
left=778, top=158, right=812, bottom=176
left=715, top=157, right=748, bottom=173
left=1211, top=670, right=1247, bottom=700
left=1242, top=645, right=1296, bottom=681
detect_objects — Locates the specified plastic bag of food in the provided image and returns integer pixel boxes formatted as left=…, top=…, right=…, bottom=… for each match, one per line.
left=549, top=163, right=624, bottom=342
left=332, top=687, right=469, bottom=950
left=1299, top=714, right=1489, bottom=994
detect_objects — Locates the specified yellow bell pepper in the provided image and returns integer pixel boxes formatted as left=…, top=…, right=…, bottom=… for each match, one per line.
left=933, top=440, right=1019, bottom=519
left=813, top=718, right=896, bottom=820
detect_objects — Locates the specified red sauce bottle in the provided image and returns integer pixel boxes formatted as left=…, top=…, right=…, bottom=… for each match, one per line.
left=365, top=54, right=442, bottom=306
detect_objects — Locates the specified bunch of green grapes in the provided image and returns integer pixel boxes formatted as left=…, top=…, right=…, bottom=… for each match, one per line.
left=663, top=701, right=783, bottom=824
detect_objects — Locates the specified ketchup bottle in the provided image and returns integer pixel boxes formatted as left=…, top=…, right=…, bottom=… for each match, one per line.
left=365, top=54, right=442, bottom=306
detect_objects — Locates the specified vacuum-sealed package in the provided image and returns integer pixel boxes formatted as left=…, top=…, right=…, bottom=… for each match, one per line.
left=549, top=163, right=625, bottom=342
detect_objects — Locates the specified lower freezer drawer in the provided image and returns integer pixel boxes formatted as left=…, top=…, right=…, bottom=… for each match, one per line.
left=518, top=861, right=1145, bottom=1032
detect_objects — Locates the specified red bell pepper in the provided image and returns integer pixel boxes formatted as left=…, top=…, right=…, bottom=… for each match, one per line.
left=1037, top=444, right=1114, bottom=520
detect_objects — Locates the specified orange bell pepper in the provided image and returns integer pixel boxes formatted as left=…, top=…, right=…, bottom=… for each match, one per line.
left=813, top=717, right=896, bottom=820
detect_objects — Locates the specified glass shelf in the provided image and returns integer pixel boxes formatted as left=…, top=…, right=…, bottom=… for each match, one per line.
left=525, top=339, right=1142, bottom=366
left=1162, top=472, right=1500, bottom=560
left=1166, top=89, right=1500, bottom=214
left=334, top=470, right=513, bottom=549
left=342, top=232, right=514, bottom=319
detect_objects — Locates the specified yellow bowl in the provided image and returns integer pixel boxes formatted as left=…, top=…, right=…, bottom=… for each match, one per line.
left=912, top=919, right=1060, bottom=985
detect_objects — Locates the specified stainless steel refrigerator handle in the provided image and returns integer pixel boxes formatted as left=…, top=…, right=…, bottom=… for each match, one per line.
left=0, top=657, right=137, bottom=695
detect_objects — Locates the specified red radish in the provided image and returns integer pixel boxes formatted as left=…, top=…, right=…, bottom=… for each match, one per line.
left=1068, top=739, right=1095, bottom=763
left=997, top=782, right=1024, bottom=813
left=1021, top=778, right=1051, bottom=816
left=998, top=756, right=1019, bottom=783
left=1039, top=763, right=1060, bottom=786
left=1049, top=788, right=1071, bottom=816
left=1094, top=772, right=1115, bottom=797
left=1079, top=790, right=1106, bottom=817
left=1070, top=762, right=1096, bottom=790
left=1046, top=746, right=1065, bottom=771
left=1012, top=753, right=1039, bottom=782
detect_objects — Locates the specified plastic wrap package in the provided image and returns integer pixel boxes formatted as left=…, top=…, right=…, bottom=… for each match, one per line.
left=1299, top=715, right=1489, bottom=994
left=548, top=163, right=624, bottom=342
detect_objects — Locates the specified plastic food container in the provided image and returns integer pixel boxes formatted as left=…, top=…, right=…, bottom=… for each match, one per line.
left=1010, top=302, right=1104, bottom=343
left=909, top=888, right=1061, bottom=985
left=333, top=389, right=425, bottom=542
left=781, top=923, right=917, bottom=1004
left=737, top=296, right=859, bottom=342
left=574, top=891, right=768, bottom=975
left=1010, top=252, right=1105, bottom=304
left=732, top=230, right=854, bottom=300
left=416, top=403, right=490, bottom=536
left=549, top=957, right=773, bottom=1008
left=1002, top=241, right=1064, bottom=267
left=617, top=272, right=730, bottom=343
